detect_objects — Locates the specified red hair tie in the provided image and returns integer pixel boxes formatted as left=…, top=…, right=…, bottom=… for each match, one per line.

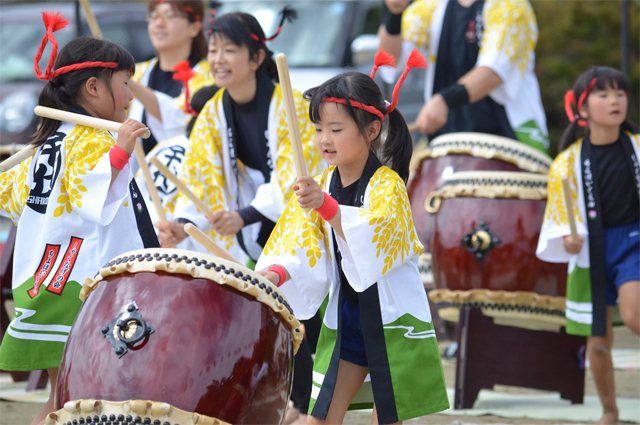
left=322, top=97, right=386, bottom=122
left=34, top=11, right=118, bottom=81
left=370, top=49, right=396, bottom=80
left=250, top=6, right=296, bottom=44
left=172, top=60, right=198, bottom=117
left=564, top=77, right=597, bottom=127
left=321, top=49, right=426, bottom=122
left=387, top=49, right=427, bottom=114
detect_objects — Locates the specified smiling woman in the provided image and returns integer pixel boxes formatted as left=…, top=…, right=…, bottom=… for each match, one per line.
left=128, top=0, right=214, bottom=155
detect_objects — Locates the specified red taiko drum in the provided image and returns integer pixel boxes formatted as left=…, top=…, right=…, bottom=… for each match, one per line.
left=426, top=171, right=568, bottom=330
left=408, top=133, right=552, bottom=284
left=48, top=249, right=302, bottom=425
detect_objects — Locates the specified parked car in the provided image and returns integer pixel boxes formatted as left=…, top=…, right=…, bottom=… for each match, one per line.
left=0, top=1, right=154, bottom=147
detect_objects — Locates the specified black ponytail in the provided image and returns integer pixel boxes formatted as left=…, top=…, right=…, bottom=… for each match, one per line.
left=30, top=37, right=135, bottom=147
left=382, top=108, right=412, bottom=183
left=558, top=66, right=638, bottom=153
left=305, top=72, right=413, bottom=183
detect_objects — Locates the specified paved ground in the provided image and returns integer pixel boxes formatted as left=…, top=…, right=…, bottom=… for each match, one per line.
left=1, top=327, right=637, bottom=425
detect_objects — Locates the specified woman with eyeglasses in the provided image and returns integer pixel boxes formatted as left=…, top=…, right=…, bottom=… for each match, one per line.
left=129, top=0, right=214, bottom=156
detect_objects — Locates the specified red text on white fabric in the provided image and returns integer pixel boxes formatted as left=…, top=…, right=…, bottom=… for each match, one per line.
left=27, top=244, right=61, bottom=298
left=46, top=237, right=84, bottom=295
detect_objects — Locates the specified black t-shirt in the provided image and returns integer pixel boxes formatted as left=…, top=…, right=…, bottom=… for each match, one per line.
left=432, top=0, right=516, bottom=140
left=229, top=92, right=275, bottom=247
left=592, top=139, right=640, bottom=228
left=141, top=55, right=200, bottom=154
left=231, top=95, right=272, bottom=182
left=334, top=178, right=360, bottom=302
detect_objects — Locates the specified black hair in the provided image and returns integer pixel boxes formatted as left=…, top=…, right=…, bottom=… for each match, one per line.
left=148, top=0, right=207, bottom=60
left=304, top=72, right=413, bottom=183
left=207, top=12, right=282, bottom=82
left=559, top=66, right=639, bottom=153
left=186, top=84, right=220, bottom=137
left=30, top=37, right=136, bottom=147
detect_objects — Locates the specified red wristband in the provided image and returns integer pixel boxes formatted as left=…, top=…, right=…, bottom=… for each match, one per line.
left=314, top=192, right=339, bottom=221
left=268, top=265, right=287, bottom=287
left=109, top=145, right=131, bottom=171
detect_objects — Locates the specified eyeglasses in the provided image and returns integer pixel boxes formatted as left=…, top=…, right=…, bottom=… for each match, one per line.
left=145, top=11, right=184, bottom=23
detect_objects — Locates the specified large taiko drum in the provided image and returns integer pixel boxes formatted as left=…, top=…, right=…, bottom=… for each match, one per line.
left=408, top=133, right=552, bottom=283
left=426, top=171, right=567, bottom=330
left=47, top=249, right=302, bottom=425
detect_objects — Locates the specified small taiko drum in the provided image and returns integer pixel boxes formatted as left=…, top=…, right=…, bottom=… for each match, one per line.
left=47, top=249, right=302, bottom=425
left=408, top=133, right=552, bottom=284
left=426, top=171, right=567, bottom=330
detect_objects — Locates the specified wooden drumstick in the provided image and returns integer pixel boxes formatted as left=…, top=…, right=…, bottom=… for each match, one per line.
left=149, top=156, right=211, bottom=216
left=183, top=223, right=241, bottom=265
left=34, top=106, right=151, bottom=139
left=134, top=141, right=166, bottom=223
left=79, top=0, right=103, bottom=39
left=561, top=177, right=579, bottom=242
left=275, top=54, right=308, bottom=184
left=0, top=146, right=36, bottom=173
left=407, top=122, right=419, bottom=133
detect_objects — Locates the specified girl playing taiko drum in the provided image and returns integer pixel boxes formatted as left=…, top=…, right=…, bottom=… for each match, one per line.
left=0, top=13, right=159, bottom=425
left=537, top=66, right=640, bottom=425
left=256, top=50, right=449, bottom=425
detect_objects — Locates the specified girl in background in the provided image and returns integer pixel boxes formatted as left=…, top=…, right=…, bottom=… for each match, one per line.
left=537, top=66, right=639, bottom=425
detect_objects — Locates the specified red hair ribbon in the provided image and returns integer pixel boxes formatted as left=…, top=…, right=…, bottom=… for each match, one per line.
left=208, top=1, right=221, bottom=24
left=173, top=60, right=198, bottom=117
left=34, top=11, right=118, bottom=81
left=322, top=49, right=426, bottom=122
left=370, top=49, right=396, bottom=80
left=564, top=77, right=597, bottom=127
left=387, top=49, right=427, bottom=113
left=158, top=1, right=201, bottom=21
left=322, top=97, right=386, bottom=122
left=182, top=5, right=202, bottom=21
left=250, top=6, right=296, bottom=45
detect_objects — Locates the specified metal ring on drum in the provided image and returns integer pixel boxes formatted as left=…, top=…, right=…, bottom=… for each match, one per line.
left=426, top=171, right=568, bottom=331
left=49, top=249, right=302, bottom=425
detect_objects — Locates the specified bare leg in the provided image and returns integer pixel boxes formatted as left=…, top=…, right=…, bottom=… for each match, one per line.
left=371, top=404, right=402, bottom=425
left=307, top=360, right=369, bottom=425
left=588, top=307, right=618, bottom=425
left=617, top=280, right=640, bottom=335
left=31, top=368, right=57, bottom=425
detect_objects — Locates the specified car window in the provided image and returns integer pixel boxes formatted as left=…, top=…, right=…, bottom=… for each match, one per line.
left=360, top=5, right=382, bottom=36
left=0, top=22, right=75, bottom=82
left=100, top=21, right=154, bottom=63
left=217, top=1, right=348, bottom=67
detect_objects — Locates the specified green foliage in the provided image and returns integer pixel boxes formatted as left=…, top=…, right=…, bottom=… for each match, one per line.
left=531, top=0, right=640, bottom=157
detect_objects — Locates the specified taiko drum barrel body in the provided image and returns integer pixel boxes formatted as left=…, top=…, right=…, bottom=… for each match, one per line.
left=52, top=249, right=302, bottom=425
left=427, top=172, right=568, bottom=329
left=408, top=133, right=552, bottom=282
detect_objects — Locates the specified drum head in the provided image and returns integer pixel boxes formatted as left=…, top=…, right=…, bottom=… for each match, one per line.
left=414, top=132, right=552, bottom=174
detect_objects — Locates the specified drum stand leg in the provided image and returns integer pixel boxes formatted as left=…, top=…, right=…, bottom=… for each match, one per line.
left=453, top=307, right=586, bottom=409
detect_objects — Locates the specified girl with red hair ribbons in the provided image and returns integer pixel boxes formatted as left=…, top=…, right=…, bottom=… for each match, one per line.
left=256, top=50, right=449, bottom=425
left=0, top=12, right=159, bottom=425
left=537, top=66, right=639, bottom=425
